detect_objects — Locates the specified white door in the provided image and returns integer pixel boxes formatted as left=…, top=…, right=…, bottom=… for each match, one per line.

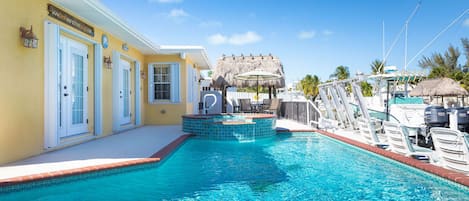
left=120, top=59, right=131, bottom=125
left=58, top=36, right=88, bottom=138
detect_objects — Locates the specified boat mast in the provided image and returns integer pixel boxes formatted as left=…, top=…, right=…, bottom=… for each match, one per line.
left=404, top=1, right=421, bottom=97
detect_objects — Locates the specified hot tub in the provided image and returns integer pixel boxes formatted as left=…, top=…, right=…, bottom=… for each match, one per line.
left=182, top=114, right=276, bottom=141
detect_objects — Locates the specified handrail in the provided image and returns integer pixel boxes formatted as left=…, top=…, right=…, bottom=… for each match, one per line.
left=202, top=94, right=217, bottom=114
left=306, top=99, right=322, bottom=127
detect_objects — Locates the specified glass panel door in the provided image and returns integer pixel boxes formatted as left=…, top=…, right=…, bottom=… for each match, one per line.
left=120, top=59, right=131, bottom=125
left=59, top=36, right=88, bottom=137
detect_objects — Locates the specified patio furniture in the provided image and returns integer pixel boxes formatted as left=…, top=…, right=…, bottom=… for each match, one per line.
left=262, top=99, right=271, bottom=110
left=357, top=117, right=388, bottom=148
left=430, top=127, right=469, bottom=174
left=382, top=121, right=433, bottom=161
left=238, top=98, right=254, bottom=113
left=263, top=98, right=281, bottom=115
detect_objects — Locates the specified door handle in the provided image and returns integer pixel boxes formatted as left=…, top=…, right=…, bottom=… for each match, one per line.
left=64, top=93, right=69, bottom=96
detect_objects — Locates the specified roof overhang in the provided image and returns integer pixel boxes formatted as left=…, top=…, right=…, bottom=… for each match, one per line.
left=52, top=0, right=160, bottom=54
left=159, top=45, right=212, bottom=70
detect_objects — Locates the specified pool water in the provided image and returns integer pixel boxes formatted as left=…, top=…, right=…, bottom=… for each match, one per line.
left=2, top=132, right=469, bottom=200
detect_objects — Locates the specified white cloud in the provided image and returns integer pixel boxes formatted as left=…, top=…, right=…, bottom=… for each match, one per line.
left=322, top=30, right=334, bottom=36
left=298, top=31, right=316, bottom=39
left=168, top=9, right=189, bottom=18
left=148, top=0, right=182, bottom=3
left=207, top=31, right=262, bottom=45
left=228, top=31, right=262, bottom=45
left=207, top=34, right=227, bottom=45
left=199, top=20, right=223, bottom=28
left=464, top=19, right=469, bottom=27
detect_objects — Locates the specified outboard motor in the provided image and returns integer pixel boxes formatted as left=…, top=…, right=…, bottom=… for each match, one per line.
left=423, top=106, right=449, bottom=149
left=424, top=106, right=449, bottom=128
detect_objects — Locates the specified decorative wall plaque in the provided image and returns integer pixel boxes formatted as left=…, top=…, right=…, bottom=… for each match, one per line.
left=48, top=4, right=95, bottom=37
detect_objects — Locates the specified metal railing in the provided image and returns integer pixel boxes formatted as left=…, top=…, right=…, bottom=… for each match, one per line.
left=279, top=100, right=322, bottom=128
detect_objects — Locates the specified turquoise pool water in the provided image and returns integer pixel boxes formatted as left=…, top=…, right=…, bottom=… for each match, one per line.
left=2, top=133, right=469, bottom=200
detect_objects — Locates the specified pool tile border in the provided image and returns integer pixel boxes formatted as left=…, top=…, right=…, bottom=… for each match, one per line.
left=277, top=128, right=469, bottom=188
left=0, top=134, right=192, bottom=187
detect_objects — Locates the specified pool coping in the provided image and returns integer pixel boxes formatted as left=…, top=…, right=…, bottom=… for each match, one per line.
left=277, top=128, right=469, bottom=188
left=0, top=134, right=193, bottom=187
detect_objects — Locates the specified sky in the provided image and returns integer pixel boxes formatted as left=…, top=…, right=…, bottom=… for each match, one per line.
left=100, top=0, right=469, bottom=84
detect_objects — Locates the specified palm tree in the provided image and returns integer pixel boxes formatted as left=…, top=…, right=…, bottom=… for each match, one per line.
left=418, top=44, right=460, bottom=71
left=370, top=59, right=385, bottom=75
left=300, top=74, right=320, bottom=99
left=360, top=81, right=373, bottom=97
left=330, top=65, right=350, bottom=80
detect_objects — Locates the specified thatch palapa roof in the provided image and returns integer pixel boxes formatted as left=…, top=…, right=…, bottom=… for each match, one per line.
left=211, top=54, right=285, bottom=88
left=409, top=77, right=468, bottom=97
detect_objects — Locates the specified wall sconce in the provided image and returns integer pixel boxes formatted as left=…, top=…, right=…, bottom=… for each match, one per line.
left=19, top=25, right=38, bottom=48
left=103, top=56, right=112, bottom=69
left=198, top=77, right=204, bottom=83
left=140, top=70, right=146, bottom=80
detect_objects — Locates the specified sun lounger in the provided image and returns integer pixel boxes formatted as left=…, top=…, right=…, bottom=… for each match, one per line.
left=357, top=117, right=388, bottom=148
left=430, top=127, right=469, bottom=174
left=383, top=121, right=433, bottom=162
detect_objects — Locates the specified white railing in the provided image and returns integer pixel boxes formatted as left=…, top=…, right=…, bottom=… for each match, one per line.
left=306, top=100, right=322, bottom=128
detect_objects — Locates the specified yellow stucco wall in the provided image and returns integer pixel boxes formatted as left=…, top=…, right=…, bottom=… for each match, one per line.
left=144, top=55, right=197, bottom=125
left=0, top=0, right=145, bottom=164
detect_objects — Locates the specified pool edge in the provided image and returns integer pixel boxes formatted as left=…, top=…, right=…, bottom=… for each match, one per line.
left=0, top=134, right=193, bottom=187
left=311, top=129, right=469, bottom=188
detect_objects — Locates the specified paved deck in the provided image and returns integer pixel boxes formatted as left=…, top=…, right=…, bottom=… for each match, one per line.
left=0, top=125, right=186, bottom=180
left=0, top=120, right=311, bottom=182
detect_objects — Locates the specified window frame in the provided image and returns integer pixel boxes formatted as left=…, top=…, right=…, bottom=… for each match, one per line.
left=148, top=62, right=180, bottom=104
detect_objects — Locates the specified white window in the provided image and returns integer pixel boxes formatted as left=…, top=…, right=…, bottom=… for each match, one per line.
left=148, top=63, right=180, bottom=103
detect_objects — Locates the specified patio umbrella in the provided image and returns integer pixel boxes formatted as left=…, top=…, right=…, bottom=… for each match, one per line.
left=235, top=70, right=282, bottom=99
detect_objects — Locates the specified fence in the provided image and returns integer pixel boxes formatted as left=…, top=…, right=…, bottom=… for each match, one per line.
left=279, top=100, right=321, bottom=128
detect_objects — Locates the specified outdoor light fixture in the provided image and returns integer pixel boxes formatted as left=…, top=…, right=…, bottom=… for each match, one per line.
left=122, top=43, right=129, bottom=51
left=19, top=25, right=38, bottom=48
left=140, top=70, right=146, bottom=80
left=103, top=56, right=112, bottom=69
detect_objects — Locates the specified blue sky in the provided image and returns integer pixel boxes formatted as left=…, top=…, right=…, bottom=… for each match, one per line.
left=100, top=0, right=469, bottom=84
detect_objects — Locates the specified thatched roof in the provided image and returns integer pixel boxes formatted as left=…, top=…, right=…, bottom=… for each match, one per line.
left=409, top=77, right=468, bottom=97
left=211, top=54, right=285, bottom=88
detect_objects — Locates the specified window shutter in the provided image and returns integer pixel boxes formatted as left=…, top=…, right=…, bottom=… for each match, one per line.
left=148, top=64, right=154, bottom=104
left=187, top=64, right=193, bottom=102
left=171, top=63, right=180, bottom=103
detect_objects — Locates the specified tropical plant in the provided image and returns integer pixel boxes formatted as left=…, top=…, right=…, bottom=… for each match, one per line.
left=360, top=81, right=373, bottom=97
left=419, top=44, right=461, bottom=72
left=370, top=59, right=385, bottom=74
left=330, top=65, right=350, bottom=80
left=300, top=74, right=320, bottom=99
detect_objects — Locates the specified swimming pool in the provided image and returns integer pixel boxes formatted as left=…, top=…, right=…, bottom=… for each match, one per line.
left=1, top=132, right=469, bottom=200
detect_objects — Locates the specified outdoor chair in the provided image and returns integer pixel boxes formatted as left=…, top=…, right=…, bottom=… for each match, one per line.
left=430, top=127, right=469, bottom=174
left=383, top=121, right=434, bottom=162
left=357, top=117, right=388, bottom=148
left=263, top=98, right=282, bottom=115
left=238, top=98, right=254, bottom=113
left=262, top=99, right=271, bottom=110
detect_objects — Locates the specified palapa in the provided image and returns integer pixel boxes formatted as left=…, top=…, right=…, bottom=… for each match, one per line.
left=409, top=77, right=468, bottom=97
left=211, top=54, right=285, bottom=88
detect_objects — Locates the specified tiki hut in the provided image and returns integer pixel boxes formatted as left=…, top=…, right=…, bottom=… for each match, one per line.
left=211, top=54, right=285, bottom=89
left=211, top=54, right=285, bottom=112
left=409, top=78, right=468, bottom=97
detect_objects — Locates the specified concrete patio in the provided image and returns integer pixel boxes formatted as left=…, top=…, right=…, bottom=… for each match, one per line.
left=0, top=119, right=312, bottom=181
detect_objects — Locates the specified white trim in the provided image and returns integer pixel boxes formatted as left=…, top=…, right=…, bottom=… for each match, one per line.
left=94, top=43, right=103, bottom=135
left=44, top=21, right=60, bottom=148
left=135, top=61, right=141, bottom=126
left=112, top=50, right=121, bottom=132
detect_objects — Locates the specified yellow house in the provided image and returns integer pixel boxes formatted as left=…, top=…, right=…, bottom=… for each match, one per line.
left=0, top=0, right=211, bottom=164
